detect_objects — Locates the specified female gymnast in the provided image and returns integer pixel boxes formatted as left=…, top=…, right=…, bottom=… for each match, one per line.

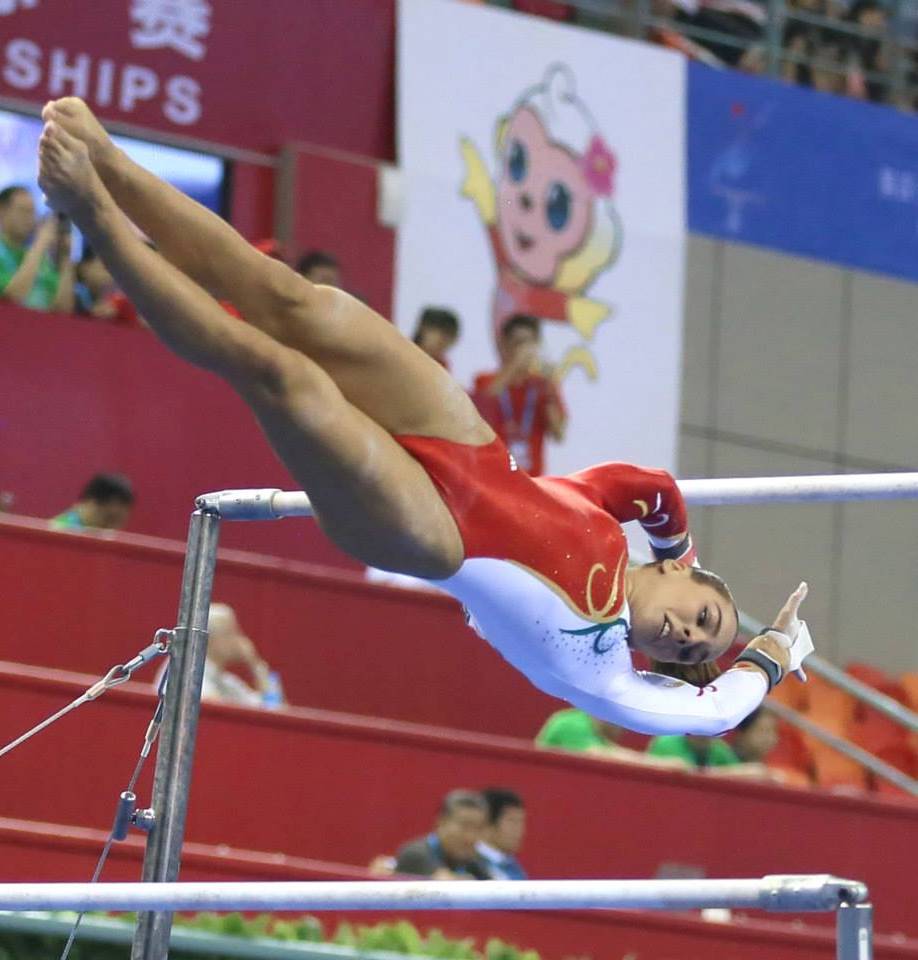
left=36, top=98, right=813, bottom=736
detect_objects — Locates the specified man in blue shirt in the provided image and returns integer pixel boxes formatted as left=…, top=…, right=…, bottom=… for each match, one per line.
left=395, top=790, right=491, bottom=880
left=477, top=788, right=528, bottom=880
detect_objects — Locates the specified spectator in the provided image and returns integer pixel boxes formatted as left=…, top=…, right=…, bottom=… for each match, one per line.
left=847, top=0, right=888, bottom=100
left=199, top=603, right=285, bottom=708
left=537, top=708, right=687, bottom=769
left=0, top=186, right=74, bottom=312
left=74, top=245, right=118, bottom=319
left=646, top=708, right=780, bottom=780
left=394, top=790, right=491, bottom=880
left=688, top=0, right=765, bottom=67
left=296, top=249, right=341, bottom=287
left=471, top=314, right=566, bottom=476
left=50, top=472, right=134, bottom=531
left=731, top=706, right=782, bottom=769
left=477, top=788, right=527, bottom=880
left=412, top=306, right=461, bottom=369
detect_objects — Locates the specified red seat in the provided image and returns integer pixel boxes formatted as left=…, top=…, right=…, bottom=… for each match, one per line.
left=846, top=662, right=911, bottom=756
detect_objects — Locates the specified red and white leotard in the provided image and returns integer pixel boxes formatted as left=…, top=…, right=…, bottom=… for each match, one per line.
left=395, top=435, right=766, bottom=736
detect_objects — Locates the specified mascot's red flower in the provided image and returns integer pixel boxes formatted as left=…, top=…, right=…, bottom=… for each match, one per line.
left=581, top=135, right=616, bottom=198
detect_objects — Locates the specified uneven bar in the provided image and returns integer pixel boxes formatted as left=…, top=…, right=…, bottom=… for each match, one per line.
left=677, top=472, right=918, bottom=506
left=195, top=472, right=918, bottom=523
left=0, top=876, right=868, bottom=913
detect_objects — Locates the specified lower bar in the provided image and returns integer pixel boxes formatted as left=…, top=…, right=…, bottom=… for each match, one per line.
left=837, top=903, right=873, bottom=960
left=0, top=876, right=867, bottom=913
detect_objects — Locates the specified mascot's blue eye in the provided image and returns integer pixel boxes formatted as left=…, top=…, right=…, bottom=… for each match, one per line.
left=546, top=181, right=572, bottom=231
left=508, top=140, right=527, bottom=183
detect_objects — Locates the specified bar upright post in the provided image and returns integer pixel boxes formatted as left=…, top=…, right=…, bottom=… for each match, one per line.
left=837, top=903, right=873, bottom=960
left=131, top=508, right=221, bottom=960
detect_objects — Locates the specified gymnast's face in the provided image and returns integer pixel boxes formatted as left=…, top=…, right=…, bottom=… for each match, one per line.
left=627, top=560, right=738, bottom=664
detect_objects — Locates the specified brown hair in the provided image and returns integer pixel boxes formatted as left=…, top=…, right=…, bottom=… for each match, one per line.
left=648, top=658, right=723, bottom=687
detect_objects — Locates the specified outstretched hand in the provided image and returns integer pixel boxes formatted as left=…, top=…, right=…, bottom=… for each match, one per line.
left=772, top=581, right=808, bottom=637
left=741, top=582, right=812, bottom=685
left=768, top=582, right=811, bottom=681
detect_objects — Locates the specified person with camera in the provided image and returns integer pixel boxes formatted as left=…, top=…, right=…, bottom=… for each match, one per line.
left=471, top=313, right=566, bottom=476
left=0, top=184, right=75, bottom=313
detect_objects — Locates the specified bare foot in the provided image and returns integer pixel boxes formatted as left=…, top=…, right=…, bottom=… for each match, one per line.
left=38, top=120, right=106, bottom=220
left=41, top=97, right=117, bottom=169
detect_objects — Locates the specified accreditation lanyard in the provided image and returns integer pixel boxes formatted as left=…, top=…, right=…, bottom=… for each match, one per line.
left=498, top=382, right=539, bottom=442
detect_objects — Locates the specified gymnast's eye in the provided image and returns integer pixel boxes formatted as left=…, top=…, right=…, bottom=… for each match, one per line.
left=508, top=140, right=527, bottom=183
left=697, top=607, right=708, bottom=628
left=546, top=181, right=572, bottom=231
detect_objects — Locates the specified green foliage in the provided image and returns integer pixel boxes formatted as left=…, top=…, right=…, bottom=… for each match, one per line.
left=0, top=911, right=548, bottom=960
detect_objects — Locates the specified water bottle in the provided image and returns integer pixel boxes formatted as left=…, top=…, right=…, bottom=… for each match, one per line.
left=262, top=670, right=284, bottom=709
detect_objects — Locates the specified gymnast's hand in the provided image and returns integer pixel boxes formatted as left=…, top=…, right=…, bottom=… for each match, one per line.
left=740, top=582, right=811, bottom=683
left=770, top=581, right=813, bottom=681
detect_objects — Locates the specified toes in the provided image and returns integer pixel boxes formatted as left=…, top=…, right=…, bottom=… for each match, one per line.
left=51, top=121, right=81, bottom=150
left=53, top=96, right=81, bottom=114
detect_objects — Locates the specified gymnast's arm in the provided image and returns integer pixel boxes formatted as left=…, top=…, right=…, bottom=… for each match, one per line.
left=587, top=662, right=771, bottom=737
left=566, top=462, right=696, bottom=562
left=577, top=615, right=798, bottom=736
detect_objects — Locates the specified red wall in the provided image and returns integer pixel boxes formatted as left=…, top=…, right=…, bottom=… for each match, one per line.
left=8, top=821, right=909, bottom=960
left=0, top=514, right=562, bottom=738
left=1, top=663, right=916, bottom=940
left=0, top=306, right=358, bottom=568
left=286, top=148, right=396, bottom=317
left=229, top=161, right=278, bottom=246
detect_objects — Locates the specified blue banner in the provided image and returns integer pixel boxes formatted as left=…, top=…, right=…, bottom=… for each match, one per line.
left=688, top=62, right=918, bottom=281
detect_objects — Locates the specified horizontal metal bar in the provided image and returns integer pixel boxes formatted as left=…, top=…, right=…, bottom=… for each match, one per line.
left=0, top=876, right=867, bottom=913
left=678, top=473, right=918, bottom=505
left=199, top=472, right=918, bottom=523
left=195, top=489, right=313, bottom=521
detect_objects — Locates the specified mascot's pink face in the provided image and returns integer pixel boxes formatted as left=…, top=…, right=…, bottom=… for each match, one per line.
left=497, top=107, right=593, bottom=285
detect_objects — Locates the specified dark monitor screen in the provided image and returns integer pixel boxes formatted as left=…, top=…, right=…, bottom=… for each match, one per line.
left=0, top=107, right=227, bottom=252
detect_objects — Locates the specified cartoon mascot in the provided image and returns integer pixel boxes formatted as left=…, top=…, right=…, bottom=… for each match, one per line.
left=460, top=64, right=623, bottom=375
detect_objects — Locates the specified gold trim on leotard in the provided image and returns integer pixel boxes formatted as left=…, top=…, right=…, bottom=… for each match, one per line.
left=509, top=553, right=627, bottom=624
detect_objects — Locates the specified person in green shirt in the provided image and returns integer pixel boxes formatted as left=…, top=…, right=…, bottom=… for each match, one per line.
left=537, top=708, right=687, bottom=769
left=647, top=731, right=740, bottom=768
left=50, top=472, right=135, bottom=532
left=0, top=184, right=74, bottom=312
left=647, top=707, right=780, bottom=780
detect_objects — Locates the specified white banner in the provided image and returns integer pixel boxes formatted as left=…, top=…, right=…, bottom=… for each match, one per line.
left=396, top=0, right=686, bottom=477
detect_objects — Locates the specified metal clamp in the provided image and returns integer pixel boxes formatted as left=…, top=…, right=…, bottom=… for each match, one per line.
left=194, top=488, right=313, bottom=521
left=112, top=792, right=157, bottom=842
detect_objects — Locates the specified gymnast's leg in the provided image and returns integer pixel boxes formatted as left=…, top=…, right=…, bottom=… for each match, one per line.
left=41, top=98, right=489, bottom=445
left=37, top=119, right=465, bottom=578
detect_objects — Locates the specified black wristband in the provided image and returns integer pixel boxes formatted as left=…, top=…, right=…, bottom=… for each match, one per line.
left=735, top=649, right=783, bottom=692
left=650, top=534, right=692, bottom=562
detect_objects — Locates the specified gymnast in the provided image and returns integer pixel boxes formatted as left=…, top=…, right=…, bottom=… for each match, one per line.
left=36, top=98, right=813, bottom=736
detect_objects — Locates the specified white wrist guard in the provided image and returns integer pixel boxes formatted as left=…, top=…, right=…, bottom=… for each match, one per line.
left=762, top=620, right=815, bottom=682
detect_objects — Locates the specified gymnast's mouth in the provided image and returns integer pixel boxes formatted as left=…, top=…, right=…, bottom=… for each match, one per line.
left=515, top=231, right=534, bottom=251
